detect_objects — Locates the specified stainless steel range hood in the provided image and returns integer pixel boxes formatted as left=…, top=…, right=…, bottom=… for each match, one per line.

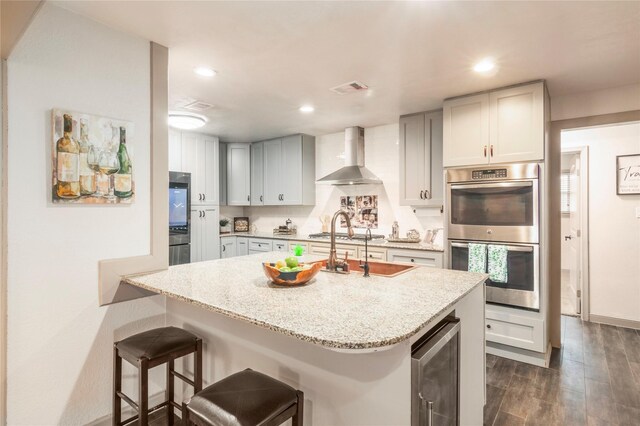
left=317, top=126, right=382, bottom=185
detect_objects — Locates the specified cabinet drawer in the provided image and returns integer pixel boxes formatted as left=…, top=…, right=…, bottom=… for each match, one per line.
left=485, top=309, right=544, bottom=352
left=356, top=246, right=387, bottom=261
left=248, top=239, right=273, bottom=252
left=273, top=241, right=288, bottom=252
left=387, top=249, right=443, bottom=268
left=308, top=243, right=356, bottom=259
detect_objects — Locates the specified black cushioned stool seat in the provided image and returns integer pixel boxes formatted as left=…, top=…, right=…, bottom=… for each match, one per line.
left=113, top=326, right=202, bottom=426
left=182, top=368, right=303, bottom=426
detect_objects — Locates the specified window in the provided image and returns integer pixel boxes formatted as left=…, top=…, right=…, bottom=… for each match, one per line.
left=561, top=171, right=571, bottom=214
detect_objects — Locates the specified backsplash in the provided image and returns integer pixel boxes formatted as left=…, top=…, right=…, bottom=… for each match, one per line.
left=221, top=123, right=444, bottom=238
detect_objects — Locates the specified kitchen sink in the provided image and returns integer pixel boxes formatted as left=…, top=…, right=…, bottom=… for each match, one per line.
left=315, top=259, right=417, bottom=277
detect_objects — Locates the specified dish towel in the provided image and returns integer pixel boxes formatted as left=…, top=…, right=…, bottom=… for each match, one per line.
left=488, top=245, right=508, bottom=283
left=467, top=243, right=487, bottom=273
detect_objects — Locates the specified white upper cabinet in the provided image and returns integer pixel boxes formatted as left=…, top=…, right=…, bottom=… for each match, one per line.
left=170, top=130, right=220, bottom=205
left=219, top=143, right=227, bottom=206
left=250, top=142, right=264, bottom=205
left=399, top=110, right=444, bottom=206
left=443, top=93, right=490, bottom=167
left=443, top=81, right=546, bottom=167
left=226, top=143, right=251, bottom=206
left=258, top=134, right=315, bottom=206
left=489, top=82, right=544, bottom=164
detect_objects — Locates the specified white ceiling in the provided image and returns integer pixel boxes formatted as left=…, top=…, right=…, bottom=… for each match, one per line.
left=55, top=1, right=640, bottom=142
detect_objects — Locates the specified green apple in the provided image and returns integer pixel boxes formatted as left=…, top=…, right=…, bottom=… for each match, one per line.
left=285, top=256, right=299, bottom=268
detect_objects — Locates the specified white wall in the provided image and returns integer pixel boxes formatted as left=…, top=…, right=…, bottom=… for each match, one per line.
left=244, top=123, right=444, bottom=238
left=551, top=83, right=640, bottom=121
left=562, top=122, right=640, bottom=322
left=6, top=4, right=166, bottom=424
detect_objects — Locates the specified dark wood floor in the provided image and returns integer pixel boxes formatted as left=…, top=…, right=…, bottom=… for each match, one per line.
left=485, top=315, right=640, bottom=426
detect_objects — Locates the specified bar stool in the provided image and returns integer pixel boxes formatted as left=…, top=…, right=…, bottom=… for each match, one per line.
left=113, top=326, right=202, bottom=425
left=182, top=368, right=304, bottom=426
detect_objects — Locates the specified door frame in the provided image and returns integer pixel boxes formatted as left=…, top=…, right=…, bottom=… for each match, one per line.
left=560, top=146, right=590, bottom=321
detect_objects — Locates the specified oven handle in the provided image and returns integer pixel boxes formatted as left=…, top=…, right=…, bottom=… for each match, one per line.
left=450, top=242, right=534, bottom=252
left=449, top=181, right=533, bottom=190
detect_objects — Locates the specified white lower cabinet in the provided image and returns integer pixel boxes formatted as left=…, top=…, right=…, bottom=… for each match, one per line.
left=387, top=249, right=443, bottom=268
left=308, top=243, right=357, bottom=259
left=236, top=237, right=248, bottom=256
left=191, top=207, right=220, bottom=262
left=249, top=238, right=273, bottom=254
left=273, top=240, right=288, bottom=252
left=485, top=307, right=545, bottom=352
left=220, top=236, right=236, bottom=259
left=356, top=246, right=387, bottom=261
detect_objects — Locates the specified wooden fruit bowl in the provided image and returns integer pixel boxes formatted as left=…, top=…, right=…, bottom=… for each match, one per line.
left=262, top=261, right=322, bottom=286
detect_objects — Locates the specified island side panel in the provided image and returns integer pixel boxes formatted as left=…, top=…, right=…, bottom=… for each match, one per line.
left=454, top=283, right=486, bottom=425
left=166, top=297, right=412, bottom=426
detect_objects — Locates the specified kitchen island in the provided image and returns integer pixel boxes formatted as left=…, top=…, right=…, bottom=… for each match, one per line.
left=124, top=252, right=487, bottom=425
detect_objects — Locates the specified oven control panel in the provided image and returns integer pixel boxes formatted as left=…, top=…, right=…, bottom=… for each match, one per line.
left=471, top=169, right=508, bottom=180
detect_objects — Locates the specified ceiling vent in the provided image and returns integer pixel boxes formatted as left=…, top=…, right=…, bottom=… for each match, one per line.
left=182, top=100, right=214, bottom=112
left=330, top=81, right=369, bottom=95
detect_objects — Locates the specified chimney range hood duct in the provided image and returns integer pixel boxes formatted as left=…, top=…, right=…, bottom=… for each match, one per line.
left=317, top=127, right=382, bottom=185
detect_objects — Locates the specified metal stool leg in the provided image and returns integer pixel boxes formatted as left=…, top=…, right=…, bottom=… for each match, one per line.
left=167, top=359, right=174, bottom=425
left=113, top=346, right=122, bottom=426
left=138, top=358, right=149, bottom=425
left=293, top=390, right=304, bottom=426
left=181, top=402, right=191, bottom=426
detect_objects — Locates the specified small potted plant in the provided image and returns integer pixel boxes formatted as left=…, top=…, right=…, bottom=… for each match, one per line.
left=219, top=218, right=231, bottom=234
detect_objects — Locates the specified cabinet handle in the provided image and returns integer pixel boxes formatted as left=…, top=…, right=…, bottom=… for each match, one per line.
left=483, top=145, right=487, bottom=157
left=425, top=190, right=431, bottom=200
left=420, top=190, right=424, bottom=199
left=410, top=259, right=415, bottom=263
left=203, top=193, right=206, bottom=201
left=487, top=324, right=492, bottom=329
left=260, top=195, right=263, bottom=202
left=222, top=245, right=226, bottom=252
left=247, top=195, right=250, bottom=202
left=203, top=210, right=206, bottom=218
left=490, top=145, right=494, bottom=157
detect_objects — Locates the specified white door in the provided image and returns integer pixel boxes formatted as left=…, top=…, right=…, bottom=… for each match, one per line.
left=399, top=113, right=426, bottom=205
left=251, top=142, right=264, bottom=205
left=190, top=208, right=202, bottom=263
left=201, top=207, right=220, bottom=261
left=281, top=135, right=303, bottom=205
left=568, top=155, right=582, bottom=314
left=263, top=139, right=282, bottom=205
left=489, top=82, right=544, bottom=164
left=443, top=93, right=490, bottom=167
left=226, top=143, right=251, bottom=206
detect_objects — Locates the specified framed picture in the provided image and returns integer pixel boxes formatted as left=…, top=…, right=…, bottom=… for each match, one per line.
left=234, top=217, right=249, bottom=232
left=339, top=195, right=378, bottom=229
left=52, top=109, right=135, bottom=204
left=617, top=154, right=640, bottom=195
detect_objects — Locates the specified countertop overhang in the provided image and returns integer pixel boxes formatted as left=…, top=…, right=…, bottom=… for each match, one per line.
left=123, top=252, right=486, bottom=351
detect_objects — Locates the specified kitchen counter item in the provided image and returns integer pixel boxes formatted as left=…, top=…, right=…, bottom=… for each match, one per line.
left=308, top=231, right=385, bottom=241
left=387, top=237, right=421, bottom=243
left=263, top=261, right=322, bottom=286
left=123, top=252, right=487, bottom=350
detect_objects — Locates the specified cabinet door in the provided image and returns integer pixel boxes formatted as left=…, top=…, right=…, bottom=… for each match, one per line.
left=181, top=133, right=200, bottom=202
left=251, top=142, right=264, bottom=205
left=201, top=207, right=220, bottom=261
left=169, top=130, right=182, bottom=172
left=221, top=238, right=236, bottom=259
left=236, top=237, right=248, bottom=256
left=489, top=82, right=544, bottom=164
left=201, top=136, right=219, bottom=204
left=262, top=139, right=282, bottom=205
left=281, top=135, right=303, bottom=205
left=426, top=110, right=444, bottom=205
left=443, top=93, right=490, bottom=167
left=226, top=143, right=251, bottom=206
left=399, top=114, right=426, bottom=206
left=190, top=208, right=202, bottom=263
left=219, top=143, right=227, bottom=206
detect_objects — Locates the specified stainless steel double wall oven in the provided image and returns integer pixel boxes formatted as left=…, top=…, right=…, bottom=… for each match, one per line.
left=447, top=163, right=541, bottom=310
left=169, top=171, right=191, bottom=266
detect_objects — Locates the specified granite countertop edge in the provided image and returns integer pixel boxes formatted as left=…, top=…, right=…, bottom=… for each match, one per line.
left=122, top=273, right=486, bottom=351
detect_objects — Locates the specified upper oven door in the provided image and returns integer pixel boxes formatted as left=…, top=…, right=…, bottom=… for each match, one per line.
left=447, top=180, right=539, bottom=243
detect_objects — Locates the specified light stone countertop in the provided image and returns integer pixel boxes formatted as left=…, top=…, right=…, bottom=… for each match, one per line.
left=124, top=252, right=486, bottom=351
left=220, top=231, right=445, bottom=252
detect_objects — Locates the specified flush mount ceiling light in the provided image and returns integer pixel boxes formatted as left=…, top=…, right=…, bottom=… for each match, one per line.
left=193, top=66, right=217, bottom=77
left=299, top=105, right=315, bottom=113
left=168, top=113, right=207, bottom=130
left=473, top=58, right=496, bottom=73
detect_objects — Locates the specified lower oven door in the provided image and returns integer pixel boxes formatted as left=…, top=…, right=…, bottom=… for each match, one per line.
left=449, top=241, right=540, bottom=311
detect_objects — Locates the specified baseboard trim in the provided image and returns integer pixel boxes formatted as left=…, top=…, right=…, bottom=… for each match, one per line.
left=589, top=314, right=640, bottom=330
left=486, top=341, right=549, bottom=367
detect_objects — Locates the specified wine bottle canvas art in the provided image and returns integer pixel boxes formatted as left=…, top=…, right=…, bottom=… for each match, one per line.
left=51, top=109, right=135, bottom=204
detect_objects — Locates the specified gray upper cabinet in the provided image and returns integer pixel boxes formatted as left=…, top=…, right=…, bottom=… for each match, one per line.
left=399, top=110, right=443, bottom=207
left=226, top=143, right=251, bottom=206
left=250, top=142, right=264, bottom=205
left=258, top=134, right=315, bottom=206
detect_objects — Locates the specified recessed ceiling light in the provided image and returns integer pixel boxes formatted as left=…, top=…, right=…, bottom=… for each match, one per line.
left=168, top=113, right=207, bottom=130
left=193, top=67, right=217, bottom=77
left=299, top=105, right=314, bottom=113
left=473, top=58, right=495, bottom=73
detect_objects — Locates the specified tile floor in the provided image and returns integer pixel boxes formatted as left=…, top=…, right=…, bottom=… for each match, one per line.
left=485, top=316, right=640, bottom=425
